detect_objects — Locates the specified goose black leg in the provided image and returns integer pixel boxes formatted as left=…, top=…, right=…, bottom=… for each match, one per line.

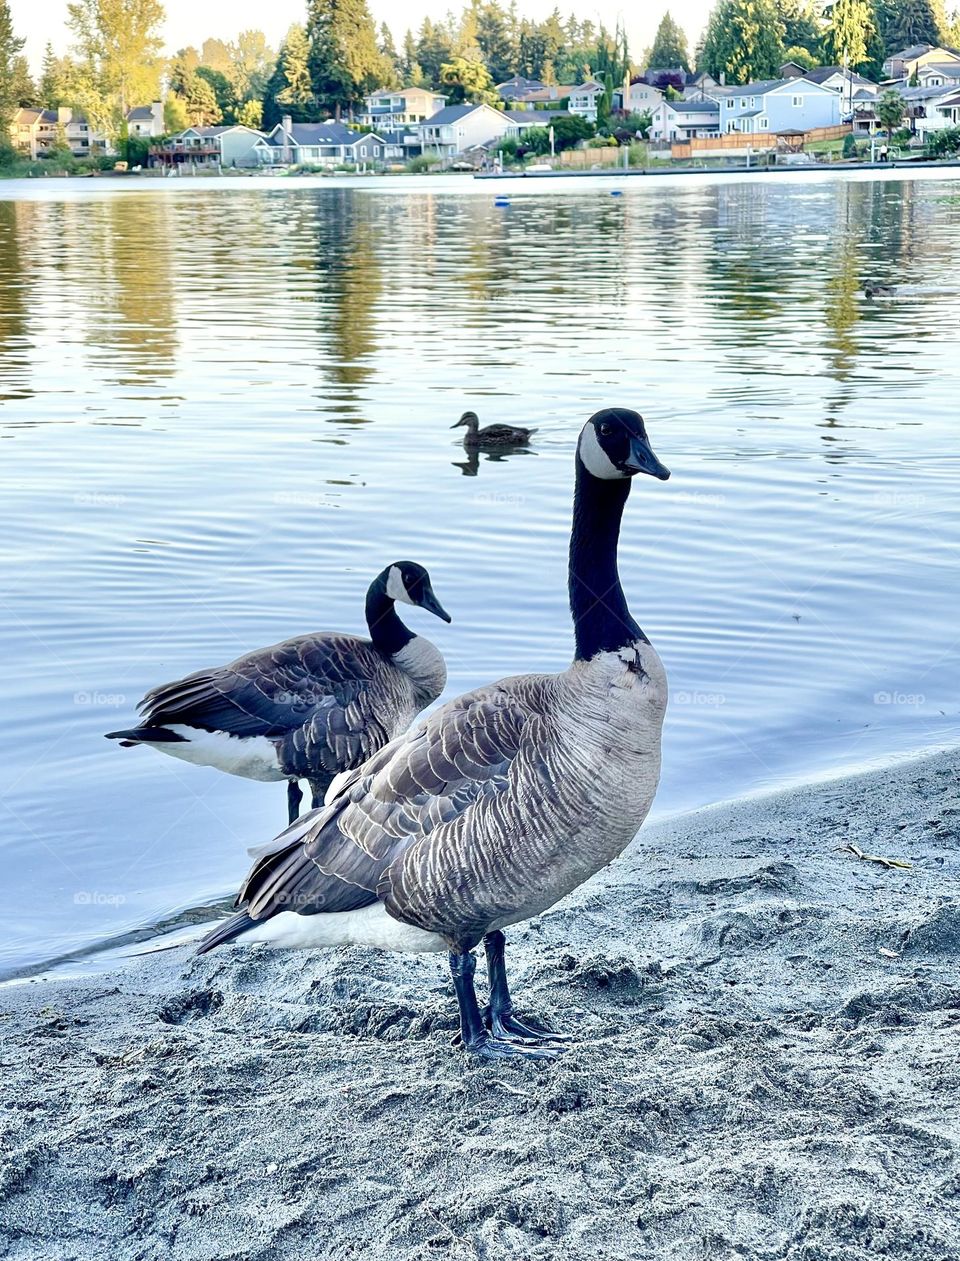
left=287, top=780, right=303, bottom=825
left=309, top=779, right=324, bottom=810
left=482, top=930, right=572, bottom=1045
left=449, top=950, right=559, bottom=1061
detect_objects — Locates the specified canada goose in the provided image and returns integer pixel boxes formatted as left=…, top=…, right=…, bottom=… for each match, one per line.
left=452, top=411, right=537, bottom=448
left=197, top=409, right=669, bottom=1061
left=864, top=281, right=896, bottom=298
left=106, top=563, right=451, bottom=825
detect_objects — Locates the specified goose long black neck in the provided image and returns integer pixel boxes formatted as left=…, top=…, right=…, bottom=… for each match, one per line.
left=569, top=459, right=645, bottom=661
left=366, top=576, right=414, bottom=657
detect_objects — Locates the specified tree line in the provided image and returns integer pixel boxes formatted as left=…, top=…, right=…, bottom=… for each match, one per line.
left=3, top=0, right=960, bottom=153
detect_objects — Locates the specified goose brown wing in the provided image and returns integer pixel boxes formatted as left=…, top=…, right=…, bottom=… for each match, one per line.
left=138, top=634, right=386, bottom=740
left=232, top=680, right=551, bottom=935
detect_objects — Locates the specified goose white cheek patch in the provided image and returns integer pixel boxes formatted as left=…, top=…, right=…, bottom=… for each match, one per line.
left=579, top=425, right=626, bottom=480
left=386, top=566, right=415, bottom=604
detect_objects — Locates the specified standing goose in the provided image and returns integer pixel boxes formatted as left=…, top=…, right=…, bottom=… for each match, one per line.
left=106, top=562, right=451, bottom=825
left=198, top=409, right=669, bottom=1060
left=452, top=411, right=537, bottom=448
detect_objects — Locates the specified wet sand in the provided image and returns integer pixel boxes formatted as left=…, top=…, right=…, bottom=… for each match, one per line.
left=1, top=749, right=958, bottom=1260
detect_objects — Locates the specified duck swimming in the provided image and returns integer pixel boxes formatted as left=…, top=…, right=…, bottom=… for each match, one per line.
left=198, top=409, right=670, bottom=1061
left=452, top=411, right=537, bottom=447
left=106, top=563, right=451, bottom=825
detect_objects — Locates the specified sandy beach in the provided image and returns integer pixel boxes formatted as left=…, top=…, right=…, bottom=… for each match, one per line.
left=1, top=748, right=957, bottom=1260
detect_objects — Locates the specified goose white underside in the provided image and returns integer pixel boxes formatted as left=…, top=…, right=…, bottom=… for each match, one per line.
left=152, top=725, right=286, bottom=782
left=240, top=901, right=447, bottom=954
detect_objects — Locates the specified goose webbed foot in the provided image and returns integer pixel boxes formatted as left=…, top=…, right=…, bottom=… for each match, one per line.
left=449, top=948, right=562, bottom=1062
left=287, top=780, right=303, bottom=825
left=483, top=929, right=571, bottom=1046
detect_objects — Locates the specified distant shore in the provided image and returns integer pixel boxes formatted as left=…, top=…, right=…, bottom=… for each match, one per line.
left=1, top=746, right=957, bottom=1259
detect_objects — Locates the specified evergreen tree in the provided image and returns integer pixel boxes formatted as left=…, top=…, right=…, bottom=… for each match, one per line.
left=416, top=17, right=456, bottom=87
left=183, top=71, right=220, bottom=125
left=39, top=43, right=62, bottom=104
left=0, top=0, right=26, bottom=128
left=263, top=24, right=315, bottom=127
left=229, top=31, right=275, bottom=104
left=196, top=65, right=237, bottom=121
left=11, top=54, right=36, bottom=106
left=825, top=0, right=875, bottom=69
left=699, top=0, right=785, bottom=83
left=881, top=0, right=945, bottom=50
left=648, top=11, right=691, bottom=72
left=474, top=1, right=518, bottom=84
left=780, top=0, right=822, bottom=57
left=307, top=0, right=384, bottom=117
left=439, top=53, right=498, bottom=103
left=378, top=22, right=401, bottom=87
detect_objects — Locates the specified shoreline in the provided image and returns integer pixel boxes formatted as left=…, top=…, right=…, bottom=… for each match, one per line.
left=1, top=746, right=957, bottom=1259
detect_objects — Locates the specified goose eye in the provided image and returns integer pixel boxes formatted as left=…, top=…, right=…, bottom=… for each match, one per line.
left=598, top=423, right=613, bottom=437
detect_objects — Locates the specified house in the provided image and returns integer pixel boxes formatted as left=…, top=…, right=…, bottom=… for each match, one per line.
left=649, top=97, right=720, bottom=141
left=568, top=81, right=605, bottom=122
left=894, top=83, right=960, bottom=140
left=10, top=107, right=56, bottom=159
left=151, top=125, right=271, bottom=169
left=934, top=92, right=960, bottom=127
left=263, top=119, right=385, bottom=166
left=883, top=44, right=960, bottom=81
left=126, top=103, right=164, bottom=138
left=495, top=77, right=574, bottom=108
left=502, top=109, right=571, bottom=140
left=10, top=106, right=109, bottom=158
left=496, top=76, right=545, bottom=102
left=916, top=62, right=960, bottom=89
left=716, top=78, right=841, bottom=134
left=418, top=103, right=511, bottom=157
left=779, top=60, right=809, bottom=79
left=617, top=76, right=665, bottom=115
left=358, top=88, right=446, bottom=129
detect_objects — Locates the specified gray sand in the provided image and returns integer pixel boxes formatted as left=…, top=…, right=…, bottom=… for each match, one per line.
left=1, top=749, right=958, bottom=1260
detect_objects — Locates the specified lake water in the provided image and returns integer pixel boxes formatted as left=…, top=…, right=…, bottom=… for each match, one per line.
left=2, top=169, right=959, bottom=979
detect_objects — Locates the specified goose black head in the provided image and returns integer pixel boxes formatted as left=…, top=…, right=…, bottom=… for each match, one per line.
left=451, top=411, right=480, bottom=431
left=382, top=561, right=452, bottom=623
left=578, top=408, right=670, bottom=482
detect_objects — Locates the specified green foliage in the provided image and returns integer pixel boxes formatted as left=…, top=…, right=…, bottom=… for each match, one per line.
left=196, top=66, right=237, bottom=122
left=648, top=10, right=690, bottom=72
left=880, top=0, right=945, bottom=52
left=405, top=152, right=440, bottom=171
left=307, top=0, right=383, bottom=117
left=439, top=55, right=499, bottom=105
left=474, top=2, right=518, bottom=84
left=164, top=94, right=189, bottom=132
left=236, top=98, right=263, bottom=128
left=699, top=0, right=785, bottom=84
left=378, top=23, right=401, bottom=88
left=66, top=0, right=165, bottom=137
left=550, top=112, right=594, bottom=148
left=780, top=0, right=821, bottom=56
left=0, top=0, right=27, bottom=128
left=264, top=24, right=315, bottom=128
left=825, top=0, right=876, bottom=70
left=782, top=45, right=818, bottom=70
left=520, top=124, right=550, bottom=153
left=926, top=125, right=960, bottom=156
left=842, top=131, right=858, bottom=157
left=876, top=88, right=905, bottom=135
left=119, top=132, right=150, bottom=165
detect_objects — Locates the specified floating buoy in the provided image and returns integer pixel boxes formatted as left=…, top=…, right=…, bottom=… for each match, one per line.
left=610, top=189, right=623, bottom=196
left=494, top=196, right=510, bottom=206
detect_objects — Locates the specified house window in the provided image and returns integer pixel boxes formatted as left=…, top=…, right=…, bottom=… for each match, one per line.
left=750, top=97, right=757, bottom=108
left=740, top=97, right=747, bottom=107
left=759, top=117, right=768, bottom=129
left=792, top=95, right=803, bottom=106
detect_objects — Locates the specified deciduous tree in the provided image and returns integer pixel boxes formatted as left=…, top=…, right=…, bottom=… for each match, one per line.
left=439, top=54, right=499, bottom=104
left=66, top=0, right=165, bottom=137
left=0, top=0, right=26, bottom=129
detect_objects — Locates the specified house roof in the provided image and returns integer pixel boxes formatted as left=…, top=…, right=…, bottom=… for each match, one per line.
left=897, top=83, right=959, bottom=100
left=571, top=80, right=604, bottom=94
left=804, top=66, right=877, bottom=88
left=421, top=104, right=489, bottom=125
left=918, top=62, right=960, bottom=76
left=668, top=98, right=719, bottom=114
left=502, top=109, right=569, bottom=123
left=13, top=107, right=57, bottom=124
left=935, top=93, right=960, bottom=108
left=271, top=122, right=377, bottom=146
left=126, top=106, right=157, bottom=121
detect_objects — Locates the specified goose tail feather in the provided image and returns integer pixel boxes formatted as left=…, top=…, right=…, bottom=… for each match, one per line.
left=196, top=910, right=256, bottom=956
left=105, top=726, right=188, bottom=746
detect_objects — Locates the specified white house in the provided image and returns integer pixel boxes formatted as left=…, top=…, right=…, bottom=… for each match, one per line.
left=9, top=106, right=110, bottom=158
left=568, top=81, right=605, bottom=122
left=126, top=103, right=164, bottom=138
left=883, top=44, right=960, bottom=80
left=717, top=78, right=841, bottom=134
left=896, top=83, right=960, bottom=140
left=916, top=62, right=960, bottom=89
left=263, top=119, right=385, bottom=166
left=618, top=77, right=665, bottom=115
left=358, top=87, right=447, bottom=129
left=502, top=109, right=570, bottom=140
left=418, top=103, right=512, bottom=157
left=650, top=97, right=720, bottom=141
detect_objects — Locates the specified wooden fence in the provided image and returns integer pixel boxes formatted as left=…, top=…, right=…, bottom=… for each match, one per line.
left=558, top=146, right=622, bottom=168
left=671, top=123, right=851, bottom=160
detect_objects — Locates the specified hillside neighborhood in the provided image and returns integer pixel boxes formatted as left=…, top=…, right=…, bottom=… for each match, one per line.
left=11, top=41, right=960, bottom=172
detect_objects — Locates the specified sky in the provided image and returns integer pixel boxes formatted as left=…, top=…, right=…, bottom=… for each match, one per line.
left=14, top=0, right=714, bottom=76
